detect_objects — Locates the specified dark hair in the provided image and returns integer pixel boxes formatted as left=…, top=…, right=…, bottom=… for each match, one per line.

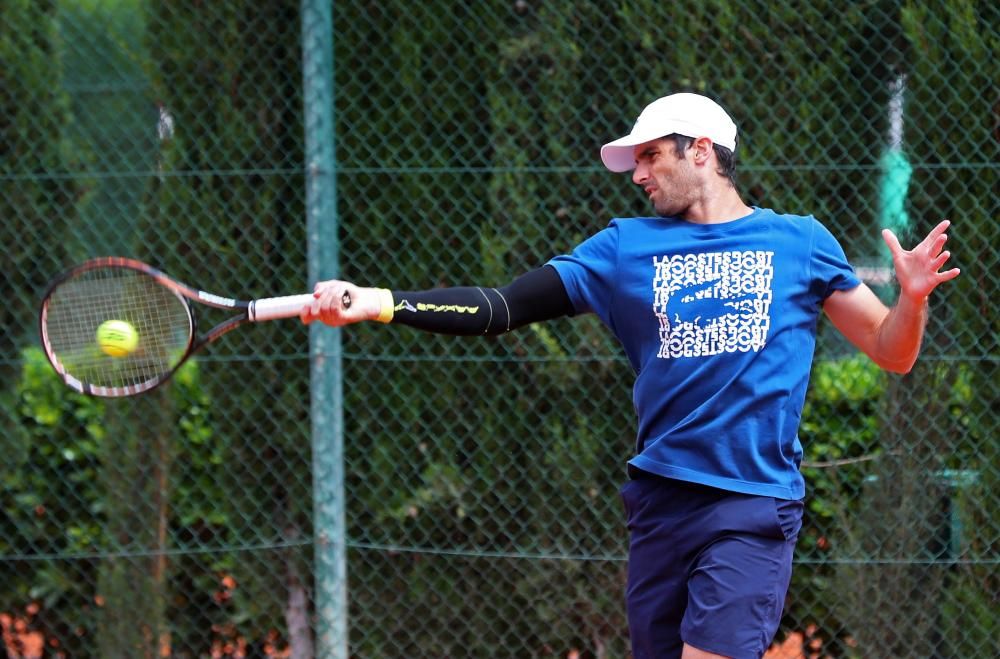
left=664, top=134, right=738, bottom=188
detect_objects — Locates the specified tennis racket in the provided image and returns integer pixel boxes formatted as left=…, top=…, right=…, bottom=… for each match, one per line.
left=39, top=256, right=348, bottom=397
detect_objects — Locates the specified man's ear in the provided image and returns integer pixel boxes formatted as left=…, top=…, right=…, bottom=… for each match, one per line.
left=691, top=137, right=714, bottom=164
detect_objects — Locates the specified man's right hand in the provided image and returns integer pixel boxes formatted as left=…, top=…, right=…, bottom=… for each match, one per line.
left=300, top=280, right=386, bottom=327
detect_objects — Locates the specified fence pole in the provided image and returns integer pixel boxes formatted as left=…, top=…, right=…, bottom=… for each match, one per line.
left=302, top=1, right=347, bottom=656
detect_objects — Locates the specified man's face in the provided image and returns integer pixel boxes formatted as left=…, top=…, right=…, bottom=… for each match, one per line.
left=631, top=137, right=699, bottom=217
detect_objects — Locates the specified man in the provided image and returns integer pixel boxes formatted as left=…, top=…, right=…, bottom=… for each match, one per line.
left=300, top=93, right=960, bottom=658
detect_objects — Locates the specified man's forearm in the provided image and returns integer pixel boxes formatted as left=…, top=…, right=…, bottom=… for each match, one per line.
left=389, top=266, right=573, bottom=336
left=873, top=294, right=928, bottom=373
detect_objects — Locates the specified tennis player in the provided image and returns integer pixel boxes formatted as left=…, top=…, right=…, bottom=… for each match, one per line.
left=301, top=92, right=960, bottom=659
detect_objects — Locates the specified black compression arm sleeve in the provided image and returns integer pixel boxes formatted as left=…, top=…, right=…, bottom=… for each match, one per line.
left=389, top=265, right=574, bottom=336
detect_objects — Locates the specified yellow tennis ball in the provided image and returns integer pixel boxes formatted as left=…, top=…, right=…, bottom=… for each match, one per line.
left=96, top=320, right=139, bottom=357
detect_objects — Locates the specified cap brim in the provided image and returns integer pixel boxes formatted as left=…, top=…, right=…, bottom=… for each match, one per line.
left=600, top=141, right=639, bottom=172
left=600, top=124, right=678, bottom=172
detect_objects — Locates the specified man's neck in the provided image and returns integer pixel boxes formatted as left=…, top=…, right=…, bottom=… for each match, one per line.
left=681, top=189, right=753, bottom=224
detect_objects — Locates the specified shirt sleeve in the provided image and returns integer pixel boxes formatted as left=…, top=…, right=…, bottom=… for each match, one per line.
left=810, top=217, right=862, bottom=300
left=545, top=222, right=620, bottom=324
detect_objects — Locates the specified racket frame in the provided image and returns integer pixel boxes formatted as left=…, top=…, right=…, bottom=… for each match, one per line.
left=39, top=256, right=313, bottom=397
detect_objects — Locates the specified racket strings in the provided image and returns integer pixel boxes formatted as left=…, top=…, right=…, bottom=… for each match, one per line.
left=43, top=267, right=192, bottom=393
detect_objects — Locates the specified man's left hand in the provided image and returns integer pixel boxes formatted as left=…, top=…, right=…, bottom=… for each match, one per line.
left=882, top=219, right=961, bottom=301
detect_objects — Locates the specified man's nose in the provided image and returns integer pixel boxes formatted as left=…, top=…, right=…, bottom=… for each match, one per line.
left=632, top=163, right=646, bottom=186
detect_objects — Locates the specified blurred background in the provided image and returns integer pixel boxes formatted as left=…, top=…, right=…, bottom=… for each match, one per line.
left=1, top=1, right=997, bottom=657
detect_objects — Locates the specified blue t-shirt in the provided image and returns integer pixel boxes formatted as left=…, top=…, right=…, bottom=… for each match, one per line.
left=547, top=207, right=860, bottom=499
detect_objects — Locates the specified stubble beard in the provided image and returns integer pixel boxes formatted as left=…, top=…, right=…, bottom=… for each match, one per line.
left=652, top=190, right=691, bottom=218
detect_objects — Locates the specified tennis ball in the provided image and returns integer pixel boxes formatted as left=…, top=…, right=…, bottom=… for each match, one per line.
left=96, top=320, right=139, bottom=357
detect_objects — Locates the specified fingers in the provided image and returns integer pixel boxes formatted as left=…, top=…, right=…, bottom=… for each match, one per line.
left=924, top=219, right=951, bottom=245
left=885, top=219, right=952, bottom=253
left=885, top=219, right=954, bottom=258
left=929, top=233, right=949, bottom=257
left=886, top=219, right=961, bottom=300
left=916, top=220, right=955, bottom=266
left=938, top=267, right=961, bottom=283
left=881, top=228, right=903, bottom=255
left=299, top=280, right=355, bottom=326
left=930, top=250, right=951, bottom=270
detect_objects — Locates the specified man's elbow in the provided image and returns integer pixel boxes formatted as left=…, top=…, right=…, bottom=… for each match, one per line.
left=873, top=354, right=918, bottom=374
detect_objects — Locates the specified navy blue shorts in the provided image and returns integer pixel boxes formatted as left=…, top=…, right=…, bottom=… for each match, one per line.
left=620, top=472, right=803, bottom=659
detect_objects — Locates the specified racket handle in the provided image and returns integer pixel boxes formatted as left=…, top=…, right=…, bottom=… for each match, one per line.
left=249, top=294, right=315, bottom=322
left=249, top=291, right=353, bottom=322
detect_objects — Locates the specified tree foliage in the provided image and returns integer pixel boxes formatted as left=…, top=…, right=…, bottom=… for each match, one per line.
left=1, top=0, right=996, bottom=656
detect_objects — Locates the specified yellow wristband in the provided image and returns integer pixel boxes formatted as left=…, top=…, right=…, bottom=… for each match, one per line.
left=375, top=288, right=394, bottom=323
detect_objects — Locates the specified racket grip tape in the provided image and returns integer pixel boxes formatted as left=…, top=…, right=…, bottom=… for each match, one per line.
left=249, top=294, right=317, bottom=322
left=250, top=291, right=353, bottom=322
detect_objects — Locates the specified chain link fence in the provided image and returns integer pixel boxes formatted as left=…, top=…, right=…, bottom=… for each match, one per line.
left=2, top=1, right=997, bottom=657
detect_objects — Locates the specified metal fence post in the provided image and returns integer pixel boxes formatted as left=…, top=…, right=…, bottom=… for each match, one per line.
left=302, top=1, right=347, bottom=656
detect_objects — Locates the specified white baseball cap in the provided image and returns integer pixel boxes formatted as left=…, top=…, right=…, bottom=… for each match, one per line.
left=600, top=93, right=738, bottom=172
